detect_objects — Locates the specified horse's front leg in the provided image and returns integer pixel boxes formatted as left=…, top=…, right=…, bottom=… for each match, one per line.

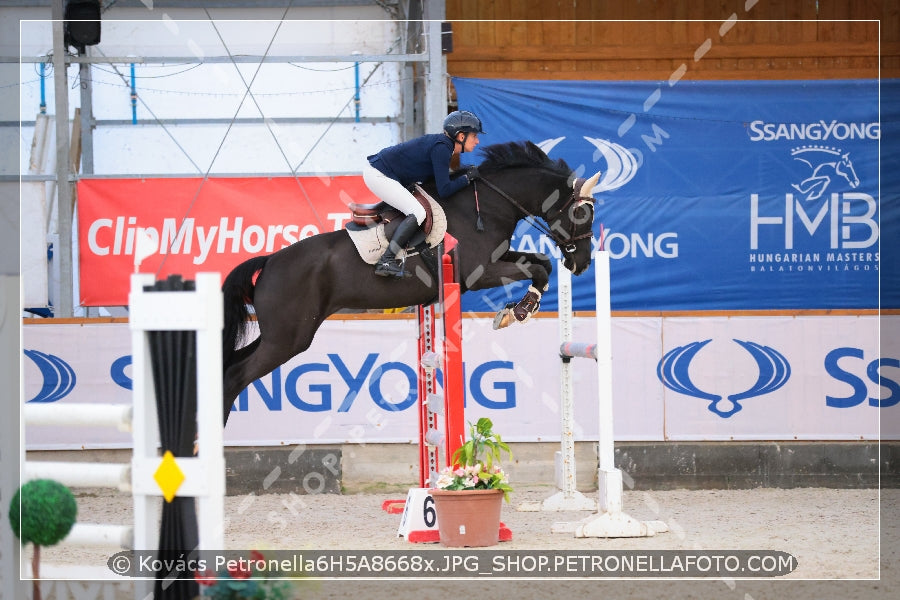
left=464, top=251, right=553, bottom=329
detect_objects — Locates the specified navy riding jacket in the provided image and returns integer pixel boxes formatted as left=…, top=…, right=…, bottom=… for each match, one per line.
left=367, top=133, right=470, bottom=199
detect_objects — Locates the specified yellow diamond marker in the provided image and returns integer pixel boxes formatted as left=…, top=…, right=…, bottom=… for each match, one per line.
left=154, top=450, right=185, bottom=503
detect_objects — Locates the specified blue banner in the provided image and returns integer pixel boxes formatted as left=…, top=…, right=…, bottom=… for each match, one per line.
left=453, top=78, right=898, bottom=311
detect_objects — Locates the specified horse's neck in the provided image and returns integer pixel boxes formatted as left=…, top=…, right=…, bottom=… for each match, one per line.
left=481, top=170, right=553, bottom=215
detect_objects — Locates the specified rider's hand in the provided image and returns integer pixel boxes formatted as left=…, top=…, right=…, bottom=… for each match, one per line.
left=465, top=165, right=480, bottom=183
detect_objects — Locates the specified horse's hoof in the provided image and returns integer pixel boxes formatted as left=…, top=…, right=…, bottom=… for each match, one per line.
left=513, top=291, right=541, bottom=323
left=493, top=305, right=515, bottom=330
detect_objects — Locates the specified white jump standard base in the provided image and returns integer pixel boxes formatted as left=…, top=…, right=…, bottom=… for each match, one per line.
left=573, top=510, right=669, bottom=538
left=517, top=446, right=596, bottom=511
left=552, top=469, right=668, bottom=537
left=518, top=490, right=598, bottom=513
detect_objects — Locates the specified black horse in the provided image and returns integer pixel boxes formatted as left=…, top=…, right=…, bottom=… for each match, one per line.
left=220, top=141, right=599, bottom=424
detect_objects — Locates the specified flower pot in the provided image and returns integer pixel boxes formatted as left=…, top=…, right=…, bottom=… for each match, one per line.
left=430, top=488, right=504, bottom=547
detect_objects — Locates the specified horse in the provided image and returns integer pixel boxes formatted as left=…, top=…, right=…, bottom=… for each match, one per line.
left=220, top=140, right=600, bottom=425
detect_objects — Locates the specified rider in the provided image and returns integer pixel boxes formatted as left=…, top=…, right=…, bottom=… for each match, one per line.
left=363, top=110, right=484, bottom=277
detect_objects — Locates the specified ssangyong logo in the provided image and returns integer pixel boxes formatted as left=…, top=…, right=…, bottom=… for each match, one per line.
left=25, top=349, right=76, bottom=403
left=747, top=120, right=880, bottom=143
left=657, top=339, right=791, bottom=418
left=537, top=136, right=639, bottom=193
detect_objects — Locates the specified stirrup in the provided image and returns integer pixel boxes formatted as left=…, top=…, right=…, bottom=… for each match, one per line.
left=374, top=258, right=407, bottom=278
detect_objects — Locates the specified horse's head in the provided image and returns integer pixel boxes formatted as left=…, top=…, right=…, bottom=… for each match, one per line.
left=837, top=153, right=860, bottom=188
left=546, top=170, right=599, bottom=275
left=477, top=141, right=598, bottom=276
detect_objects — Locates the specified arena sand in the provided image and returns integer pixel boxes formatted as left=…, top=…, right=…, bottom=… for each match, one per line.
left=22, top=486, right=898, bottom=600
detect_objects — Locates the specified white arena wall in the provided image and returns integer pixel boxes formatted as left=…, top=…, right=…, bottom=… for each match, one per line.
left=23, top=313, right=897, bottom=451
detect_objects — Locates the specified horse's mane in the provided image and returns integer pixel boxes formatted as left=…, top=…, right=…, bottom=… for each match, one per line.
left=477, top=141, right=571, bottom=178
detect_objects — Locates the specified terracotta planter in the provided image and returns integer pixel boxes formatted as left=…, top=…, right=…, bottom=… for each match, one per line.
left=430, top=488, right=504, bottom=547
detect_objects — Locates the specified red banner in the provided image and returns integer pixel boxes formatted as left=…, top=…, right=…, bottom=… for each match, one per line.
left=77, top=176, right=376, bottom=306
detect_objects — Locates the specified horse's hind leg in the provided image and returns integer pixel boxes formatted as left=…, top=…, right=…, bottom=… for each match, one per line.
left=223, top=347, right=274, bottom=424
left=221, top=239, right=335, bottom=425
left=222, top=341, right=292, bottom=424
left=222, top=316, right=327, bottom=425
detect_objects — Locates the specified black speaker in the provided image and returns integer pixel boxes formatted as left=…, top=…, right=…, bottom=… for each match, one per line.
left=441, top=22, right=453, bottom=54
left=64, top=0, right=101, bottom=54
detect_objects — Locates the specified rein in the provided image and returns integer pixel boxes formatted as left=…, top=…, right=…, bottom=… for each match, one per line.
left=475, top=175, right=594, bottom=253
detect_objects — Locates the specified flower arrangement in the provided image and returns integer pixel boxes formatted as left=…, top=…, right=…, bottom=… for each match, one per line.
left=433, top=417, right=513, bottom=501
left=196, top=551, right=296, bottom=600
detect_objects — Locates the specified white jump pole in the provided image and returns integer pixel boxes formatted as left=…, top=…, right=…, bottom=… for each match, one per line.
left=594, top=249, right=619, bottom=512
left=517, top=261, right=596, bottom=512
left=23, top=462, right=132, bottom=491
left=565, top=250, right=667, bottom=537
left=24, top=403, right=132, bottom=432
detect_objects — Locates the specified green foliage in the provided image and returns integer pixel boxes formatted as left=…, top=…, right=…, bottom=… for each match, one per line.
left=435, top=418, right=514, bottom=501
left=206, top=577, right=293, bottom=600
left=201, top=551, right=297, bottom=600
left=451, top=417, right=512, bottom=470
left=9, top=479, right=77, bottom=547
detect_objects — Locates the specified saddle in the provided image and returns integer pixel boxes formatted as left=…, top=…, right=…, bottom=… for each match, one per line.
left=344, top=185, right=448, bottom=266
left=348, top=184, right=435, bottom=235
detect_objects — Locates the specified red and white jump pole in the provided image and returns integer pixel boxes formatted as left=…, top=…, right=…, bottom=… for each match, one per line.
left=416, top=253, right=465, bottom=487
left=396, top=249, right=466, bottom=541
left=396, top=248, right=512, bottom=543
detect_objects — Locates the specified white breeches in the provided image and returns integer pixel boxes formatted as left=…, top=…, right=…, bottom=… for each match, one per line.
left=362, top=164, right=427, bottom=225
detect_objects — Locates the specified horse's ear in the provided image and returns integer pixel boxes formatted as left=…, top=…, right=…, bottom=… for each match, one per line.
left=581, top=171, right=601, bottom=196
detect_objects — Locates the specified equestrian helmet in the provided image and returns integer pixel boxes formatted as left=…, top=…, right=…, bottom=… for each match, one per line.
left=443, top=110, right=485, bottom=137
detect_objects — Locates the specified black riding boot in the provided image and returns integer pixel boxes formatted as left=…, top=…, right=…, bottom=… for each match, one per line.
left=375, top=214, right=419, bottom=278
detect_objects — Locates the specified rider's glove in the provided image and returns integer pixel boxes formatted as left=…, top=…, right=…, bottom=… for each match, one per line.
left=465, top=165, right=480, bottom=183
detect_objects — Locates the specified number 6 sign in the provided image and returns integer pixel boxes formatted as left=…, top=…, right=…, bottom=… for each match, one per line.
left=397, top=488, right=440, bottom=542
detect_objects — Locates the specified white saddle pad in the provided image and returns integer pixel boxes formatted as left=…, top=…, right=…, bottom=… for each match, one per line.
left=346, top=197, right=448, bottom=265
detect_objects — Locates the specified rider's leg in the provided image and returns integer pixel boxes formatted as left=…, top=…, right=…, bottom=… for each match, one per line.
left=362, top=165, right=427, bottom=277
left=374, top=214, right=419, bottom=277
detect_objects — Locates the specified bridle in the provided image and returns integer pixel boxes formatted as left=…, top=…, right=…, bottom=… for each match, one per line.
left=475, top=175, right=595, bottom=259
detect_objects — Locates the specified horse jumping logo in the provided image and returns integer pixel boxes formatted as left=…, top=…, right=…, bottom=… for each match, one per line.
left=790, top=145, right=859, bottom=202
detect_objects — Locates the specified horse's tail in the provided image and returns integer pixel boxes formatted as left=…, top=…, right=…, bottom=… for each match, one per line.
left=222, top=255, right=270, bottom=369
